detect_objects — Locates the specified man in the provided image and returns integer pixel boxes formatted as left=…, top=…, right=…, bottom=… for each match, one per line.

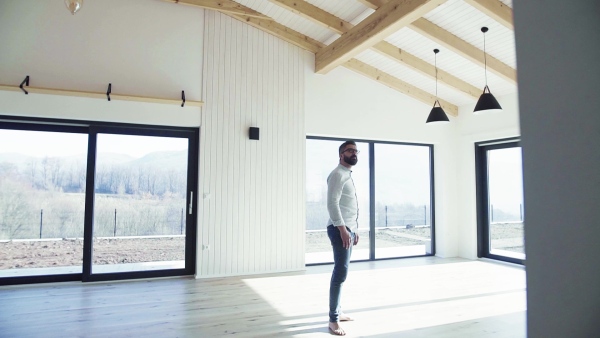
left=326, top=140, right=360, bottom=336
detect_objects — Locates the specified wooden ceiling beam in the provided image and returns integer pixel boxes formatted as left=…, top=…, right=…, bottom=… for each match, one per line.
left=228, top=14, right=324, bottom=53
left=370, top=43, right=480, bottom=99
left=463, top=0, right=513, bottom=30
left=271, top=0, right=478, bottom=99
left=344, top=59, right=458, bottom=116
left=358, top=0, right=517, bottom=85
left=268, top=0, right=352, bottom=33
left=356, top=0, right=387, bottom=9
left=315, top=0, right=446, bottom=74
left=164, top=0, right=271, bottom=19
left=410, top=18, right=516, bottom=84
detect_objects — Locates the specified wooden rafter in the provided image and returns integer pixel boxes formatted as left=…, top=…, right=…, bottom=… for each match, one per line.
left=359, top=0, right=517, bottom=85
left=268, top=0, right=352, bottom=33
left=227, top=14, right=324, bottom=53
left=357, top=0, right=387, bottom=9
left=344, top=59, right=458, bottom=116
left=464, top=0, right=513, bottom=30
left=271, top=0, right=479, bottom=99
left=315, top=0, right=446, bottom=74
left=370, top=43, right=480, bottom=99
left=164, top=0, right=271, bottom=19
left=410, top=19, right=516, bottom=84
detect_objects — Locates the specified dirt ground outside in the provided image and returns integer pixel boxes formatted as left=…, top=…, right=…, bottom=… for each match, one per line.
left=307, top=223, right=524, bottom=253
left=0, top=223, right=524, bottom=271
left=0, top=237, right=185, bottom=270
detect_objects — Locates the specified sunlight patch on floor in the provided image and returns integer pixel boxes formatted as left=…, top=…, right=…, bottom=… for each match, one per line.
left=242, top=260, right=526, bottom=336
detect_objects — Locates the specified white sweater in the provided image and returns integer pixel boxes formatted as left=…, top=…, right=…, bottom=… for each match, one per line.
left=326, top=164, right=359, bottom=230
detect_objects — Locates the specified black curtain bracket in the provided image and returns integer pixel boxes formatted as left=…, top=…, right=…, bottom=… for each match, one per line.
left=106, top=83, right=112, bottom=101
left=181, top=90, right=185, bottom=107
left=20, top=76, right=30, bottom=95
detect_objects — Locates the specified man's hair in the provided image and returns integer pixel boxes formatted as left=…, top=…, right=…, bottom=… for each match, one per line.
left=339, top=140, right=356, bottom=155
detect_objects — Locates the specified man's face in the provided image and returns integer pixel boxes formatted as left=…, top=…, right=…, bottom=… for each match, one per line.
left=341, top=145, right=358, bottom=166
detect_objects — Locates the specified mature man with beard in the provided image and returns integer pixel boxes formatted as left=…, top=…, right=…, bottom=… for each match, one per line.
left=326, top=140, right=360, bottom=336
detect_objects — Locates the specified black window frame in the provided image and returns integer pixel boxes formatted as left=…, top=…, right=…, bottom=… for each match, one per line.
left=475, top=137, right=525, bottom=265
left=0, top=115, right=199, bottom=285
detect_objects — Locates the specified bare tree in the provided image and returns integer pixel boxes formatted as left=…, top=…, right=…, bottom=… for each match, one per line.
left=27, top=159, right=38, bottom=188
left=0, top=177, right=34, bottom=239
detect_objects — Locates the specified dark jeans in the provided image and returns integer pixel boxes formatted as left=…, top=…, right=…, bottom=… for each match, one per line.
left=327, top=224, right=355, bottom=323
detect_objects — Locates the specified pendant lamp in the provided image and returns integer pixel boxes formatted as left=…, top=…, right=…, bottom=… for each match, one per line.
left=426, top=49, right=449, bottom=123
left=65, top=0, right=83, bottom=15
left=474, top=27, right=502, bottom=113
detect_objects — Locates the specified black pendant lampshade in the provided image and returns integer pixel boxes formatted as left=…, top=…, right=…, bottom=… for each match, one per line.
left=427, top=100, right=450, bottom=123
left=474, top=27, right=502, bottom=113
left=426, top=49, right=449, bottom=124
left=474, top=85, right=502, bottom=112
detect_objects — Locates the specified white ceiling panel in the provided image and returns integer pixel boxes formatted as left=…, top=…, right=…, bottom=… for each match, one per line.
left=424, top=0, right=516, bottom=68
left=234, top=0, right=335, bottom=43
left=305, top=0, right=369, bottom=24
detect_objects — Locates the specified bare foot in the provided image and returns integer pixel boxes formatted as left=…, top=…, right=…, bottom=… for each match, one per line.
left=339, top=313, right=354, bottom=321
left=329, top=322, right=346, bottom=336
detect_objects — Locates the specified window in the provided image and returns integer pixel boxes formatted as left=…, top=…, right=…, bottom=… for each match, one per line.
left=306, top=137, right=434, bottom=264
left=0, top=118, right=199, bottom=285
left=476, top=139, right=525, bottom=264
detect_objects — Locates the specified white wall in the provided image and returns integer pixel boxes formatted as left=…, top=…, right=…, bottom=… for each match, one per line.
left=0, top=0, right=204, bottom=126
left=305, top=61, right=521, bottom=259
left=514, top=1, right=600, bottom=336
left=197, top=11, right=307, bottom=277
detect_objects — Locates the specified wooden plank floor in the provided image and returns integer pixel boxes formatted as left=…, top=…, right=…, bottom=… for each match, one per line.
left=0, top=257, right=526, bottom=337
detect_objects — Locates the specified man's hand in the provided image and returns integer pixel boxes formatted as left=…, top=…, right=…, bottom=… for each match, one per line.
left=338, top=226, right=352, bottom=249
left=353, top=232, right=359, bottom=246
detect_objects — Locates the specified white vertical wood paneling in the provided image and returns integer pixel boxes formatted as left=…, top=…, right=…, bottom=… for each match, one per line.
left=198, top=11, right=306, bottom=277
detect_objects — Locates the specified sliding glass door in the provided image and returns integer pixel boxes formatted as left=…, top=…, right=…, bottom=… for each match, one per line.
left=305, top=137, right=434, bottom=264
left=88, top=131, right=192, bottom=277
left=476, top=139, right=525, bottom=264
left=0, top=119, right=198, bottom=285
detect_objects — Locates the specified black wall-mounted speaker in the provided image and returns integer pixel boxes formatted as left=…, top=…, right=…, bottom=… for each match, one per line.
left=249, top=127, right=259, bottom=140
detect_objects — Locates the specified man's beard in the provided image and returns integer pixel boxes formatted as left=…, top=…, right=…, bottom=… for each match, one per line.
left=344, top=154, right=358, bottom=165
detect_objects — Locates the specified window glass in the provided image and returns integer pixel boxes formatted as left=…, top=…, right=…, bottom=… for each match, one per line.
left=91, top=134, right=189, bottom=274
left=487, top=147, right=525, bottom=259
left=374, top=143, right=432, bottom=258
left=305, top=139, right=370, bottom=264
left=305, top=138, right=432, bottom=264
left=0, top=129, right=87, bottom=277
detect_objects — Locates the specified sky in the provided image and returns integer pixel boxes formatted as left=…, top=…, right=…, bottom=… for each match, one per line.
left=488, top=147, right=524, bottom=212
left=0, top=129, right=188, bottom=158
